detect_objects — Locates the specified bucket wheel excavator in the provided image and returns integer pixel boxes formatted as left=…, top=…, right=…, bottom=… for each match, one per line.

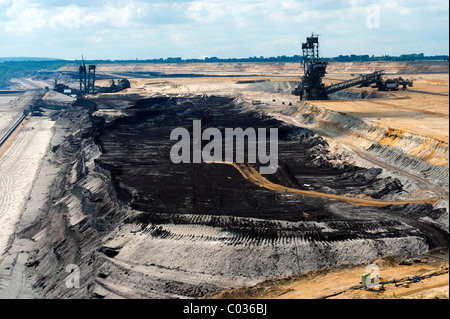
left=292, top=34, right=413, bottom=101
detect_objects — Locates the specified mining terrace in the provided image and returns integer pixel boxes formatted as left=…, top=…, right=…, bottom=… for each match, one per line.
left=0, top=61, right=448, bottom=299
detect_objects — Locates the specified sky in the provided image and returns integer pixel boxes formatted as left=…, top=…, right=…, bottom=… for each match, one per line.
left=0, top=0, right=448, bottom=60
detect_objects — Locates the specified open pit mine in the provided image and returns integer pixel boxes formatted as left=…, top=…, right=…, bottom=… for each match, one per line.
left=0, top=41, right=448, bottom=299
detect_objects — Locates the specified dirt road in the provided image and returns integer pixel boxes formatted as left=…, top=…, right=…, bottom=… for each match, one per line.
left=207, top=161, right=440, bottom=207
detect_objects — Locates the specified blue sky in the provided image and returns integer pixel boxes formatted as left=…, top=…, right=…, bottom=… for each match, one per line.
left=0, top=0, right=448, bottom=60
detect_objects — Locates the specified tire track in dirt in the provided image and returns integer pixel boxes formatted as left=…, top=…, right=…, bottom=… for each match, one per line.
left=0, top=118, right=54, bottom=256
left=133, top=212, right=422, bottom=247
left=105, top=212, right=427, bottom=291
left=0, top=129, right=34, bottom=254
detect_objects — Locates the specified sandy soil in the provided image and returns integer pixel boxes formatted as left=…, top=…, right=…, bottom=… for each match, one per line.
left=0, top=118, right=66, bottom=298
left=0, top=117, right=55, bottom=256
left=209, top=250, right=449, bottom=299
left=281, top=262, right=449, bottom=299
left=307, top=92, right=449, bottom=144
left=58, top=61, right=449, bottom=77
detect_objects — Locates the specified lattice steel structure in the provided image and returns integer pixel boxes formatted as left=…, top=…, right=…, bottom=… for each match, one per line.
left=292, top=33, right=329, bottom=100
left=79, top=56, right=96, bottom=96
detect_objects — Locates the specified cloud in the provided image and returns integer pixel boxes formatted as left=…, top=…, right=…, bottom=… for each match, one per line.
left=87, top=35, right=103, bottom=44
left=0, top=0, right=448, bottom=59
left=1, top=0, right=46, bottom=33
left=185, top=1, right=226, bottom=24
left=1, top=1, right=160, bottom=33
left=49, top=4, right=82, bottom=29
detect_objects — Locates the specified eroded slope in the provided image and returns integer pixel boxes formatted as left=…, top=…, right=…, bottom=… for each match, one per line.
left=19, top=95, right=448, bottom=299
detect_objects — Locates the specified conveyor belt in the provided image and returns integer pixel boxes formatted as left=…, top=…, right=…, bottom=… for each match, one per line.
left=325, top=71, right=383, bottom=94
left=0, top=113, right=27, bottom=147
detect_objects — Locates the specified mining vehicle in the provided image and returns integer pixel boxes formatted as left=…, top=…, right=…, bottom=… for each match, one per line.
left=293, top=34, right=413, bottom=100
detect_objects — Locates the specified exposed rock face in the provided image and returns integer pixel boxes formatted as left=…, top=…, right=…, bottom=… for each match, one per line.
left=21, top=101, right=127, bottom=298
left=21, top=96, right=448, bottom=299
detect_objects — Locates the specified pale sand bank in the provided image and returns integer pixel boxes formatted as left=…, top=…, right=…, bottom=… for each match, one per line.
left=0, top=117, right=55, bottom=256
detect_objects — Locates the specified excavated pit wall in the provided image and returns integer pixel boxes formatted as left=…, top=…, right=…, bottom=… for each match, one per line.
left=21, top=102, right=131, bottom=298
left=21, top=96, right=448, bottom=299
left=290, top=102, right=449, bottom=190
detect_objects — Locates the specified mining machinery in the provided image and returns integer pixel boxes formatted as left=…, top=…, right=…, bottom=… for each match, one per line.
left=53, top=72, right=71, bottom=93
left=292, top=34, right=413, bottom=100
left=375, top=77, right=413, bottom=91
left=325, top=71, right=384, bottom=94
left=325, top=71, right=413, bottom=94
left=292, top=33, right=329, bottom=100
left=79, top=55, right=96, bottom=96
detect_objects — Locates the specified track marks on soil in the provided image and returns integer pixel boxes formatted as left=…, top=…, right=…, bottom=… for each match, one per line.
left=100, top=212, right=428, bottom=288
left=0, top=118, right=54, bottom=255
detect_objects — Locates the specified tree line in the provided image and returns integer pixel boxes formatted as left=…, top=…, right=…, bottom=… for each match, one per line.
left=107, top=53, right=448, bottom=63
